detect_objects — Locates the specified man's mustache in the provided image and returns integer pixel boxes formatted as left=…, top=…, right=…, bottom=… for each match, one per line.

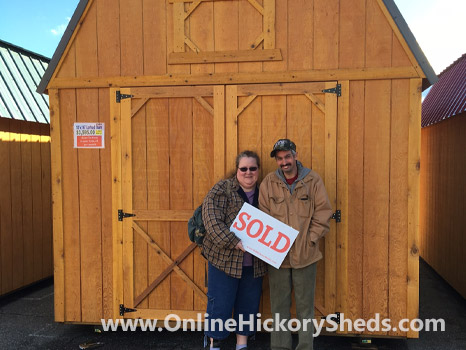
left=281, top=163, right=292, bottom=168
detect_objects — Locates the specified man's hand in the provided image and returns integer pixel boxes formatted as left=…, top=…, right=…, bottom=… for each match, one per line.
left=235, top=241, right=245, bottom=252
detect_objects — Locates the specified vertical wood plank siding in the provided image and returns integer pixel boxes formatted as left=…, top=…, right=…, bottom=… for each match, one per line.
left=49, top=0, right=421, bottom=333
left=420, top=115, right=466, bottom=299
left=0, top=118, right=52, bottom=296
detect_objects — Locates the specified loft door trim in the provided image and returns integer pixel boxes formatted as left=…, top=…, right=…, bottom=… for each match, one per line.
left=168, top=0, right=280, bottom=64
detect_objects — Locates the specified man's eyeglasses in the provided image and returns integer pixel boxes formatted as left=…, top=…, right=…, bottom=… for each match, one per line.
left=238, top=167, right=258, bottom=172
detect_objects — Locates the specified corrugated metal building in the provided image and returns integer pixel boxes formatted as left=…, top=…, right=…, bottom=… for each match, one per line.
left=0, top=39, right=53, bottom=296
left=422, top=53, right=466, bottom=127
left=420, top=53, right=466, bottom=298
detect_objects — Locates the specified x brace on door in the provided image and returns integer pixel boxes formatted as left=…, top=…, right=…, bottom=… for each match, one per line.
left=131, top=221, right=206, bottom=307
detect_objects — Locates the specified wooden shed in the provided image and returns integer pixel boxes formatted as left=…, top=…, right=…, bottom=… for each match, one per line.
left=420, top=54, right=466, bottom=299
left=38, top=0, right=437, bottom=338
left=0, top=40, right=52, bottom=296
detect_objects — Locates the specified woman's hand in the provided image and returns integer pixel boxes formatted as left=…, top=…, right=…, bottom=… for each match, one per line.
left=235, top=241, right=245, bottom=252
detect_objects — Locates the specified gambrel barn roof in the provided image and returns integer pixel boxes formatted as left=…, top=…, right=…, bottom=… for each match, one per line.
left=37, top=0, right=437, bottom=94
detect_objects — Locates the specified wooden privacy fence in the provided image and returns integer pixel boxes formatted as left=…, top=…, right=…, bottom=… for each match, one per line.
left=0, top=118, right=52, bottom=296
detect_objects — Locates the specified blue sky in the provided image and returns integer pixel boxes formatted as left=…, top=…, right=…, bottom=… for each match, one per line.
left=0, top=0, right=464, bottom=74
left=0, top=0, right=78, bottom=58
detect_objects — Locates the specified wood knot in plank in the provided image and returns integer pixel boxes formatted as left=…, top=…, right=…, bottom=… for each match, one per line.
left=410, top=244, right=419, bottom=256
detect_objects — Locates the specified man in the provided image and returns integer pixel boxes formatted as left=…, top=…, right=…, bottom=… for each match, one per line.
left=259, top=139, right=333, bottom=350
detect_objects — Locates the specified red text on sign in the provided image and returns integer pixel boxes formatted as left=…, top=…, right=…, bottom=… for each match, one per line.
left=232, top=211, right=290, bottom=253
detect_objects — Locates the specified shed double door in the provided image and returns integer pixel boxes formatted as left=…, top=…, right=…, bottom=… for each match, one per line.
left=114, top=82, right=338, bottom=322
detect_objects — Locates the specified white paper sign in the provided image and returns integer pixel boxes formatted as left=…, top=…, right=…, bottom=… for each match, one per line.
left=230, top=203, right=299, bottom=269
left=74, top=123, right=105, bottom=149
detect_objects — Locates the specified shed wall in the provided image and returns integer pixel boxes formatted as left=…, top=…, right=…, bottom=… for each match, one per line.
left=51, top=88, right=113, bottom=322
left=0, top=118, right=52, bottom=296
left=347, top=78, right=420, bottom=337
left=420, top=114, right=466, bottom=299
left=46, top=0, right=421, bottom=338
left=52, top=78, right=420, bottom=339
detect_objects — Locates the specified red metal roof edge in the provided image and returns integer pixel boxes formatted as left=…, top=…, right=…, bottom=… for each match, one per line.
left=422, top=54, right=466, bottom=127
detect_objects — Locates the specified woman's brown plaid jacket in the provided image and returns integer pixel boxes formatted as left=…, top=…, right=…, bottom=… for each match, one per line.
left=201, top=177, right=267, bottom=278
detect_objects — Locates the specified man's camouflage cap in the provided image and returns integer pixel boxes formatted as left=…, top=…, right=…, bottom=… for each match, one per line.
left=270, top=139, right=297, bottom=158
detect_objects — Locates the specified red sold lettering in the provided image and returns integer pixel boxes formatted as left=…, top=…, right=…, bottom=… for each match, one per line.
left=270, top=232, right=291, bottom=253
left=257, top=225, right=273, bottom=247
left=232, top=212, right=251, bottom=231
left=246, top=219, right=263, bottom=238
left=233, top=209, right=293, bottom=256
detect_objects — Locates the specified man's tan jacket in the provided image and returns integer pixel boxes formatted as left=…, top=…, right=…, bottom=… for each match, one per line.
left=259, top=162, right=333, bottom=268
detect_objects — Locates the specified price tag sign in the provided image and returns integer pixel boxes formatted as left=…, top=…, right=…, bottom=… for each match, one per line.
left=74, top=123, right=105, bottom=148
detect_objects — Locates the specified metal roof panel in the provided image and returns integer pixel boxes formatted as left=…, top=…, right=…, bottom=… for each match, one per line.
left=0, top=46, right=37, bottom=122
left=0, top=86, right=10, bottom=118
left=0, top=40, right=50, bottom=124
left=422, top=53, right=466, bottom=127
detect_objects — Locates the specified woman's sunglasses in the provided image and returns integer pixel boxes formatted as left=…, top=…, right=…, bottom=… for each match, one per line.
left=238, top=167, right=258, bottom=172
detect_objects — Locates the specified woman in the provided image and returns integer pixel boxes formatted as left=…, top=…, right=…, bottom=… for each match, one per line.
left=202, top=150, right=266, bottom=350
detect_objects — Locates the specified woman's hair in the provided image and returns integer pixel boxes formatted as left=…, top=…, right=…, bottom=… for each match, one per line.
left=235, top=150, right=261, bottom=169
left=224, top=150, right=261, bottom=179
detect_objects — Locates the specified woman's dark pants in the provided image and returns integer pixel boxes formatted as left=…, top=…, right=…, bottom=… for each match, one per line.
left=205, top=262, right=263, bottom=341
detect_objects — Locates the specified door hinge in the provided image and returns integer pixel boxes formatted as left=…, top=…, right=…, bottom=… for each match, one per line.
left=322, top=84, right=341, bottom=97
left=331, top=210, right=341, bottom=223
left=119, top=304, right=137, bottom=316
left=116, top=90, right=134, bottom=103
left=118, top=209, right=135, bottom=221
left=321, top=312, right=341, bottom=324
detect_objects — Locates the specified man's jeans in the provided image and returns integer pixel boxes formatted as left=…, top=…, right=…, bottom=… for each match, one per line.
left=205, top=262, right=263, bottom=340
left=268, top=262, right=317, bottom=350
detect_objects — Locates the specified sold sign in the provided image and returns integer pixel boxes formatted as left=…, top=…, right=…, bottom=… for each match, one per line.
left=230, top=203, right=299, bottom=269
